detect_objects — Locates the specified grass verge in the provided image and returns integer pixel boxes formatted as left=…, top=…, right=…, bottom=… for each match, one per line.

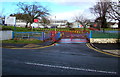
left=2, top=39, right=43, bottom=44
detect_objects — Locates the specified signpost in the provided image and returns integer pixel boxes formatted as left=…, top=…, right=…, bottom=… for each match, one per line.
left=5, top=16, right=16, bottom=25
left=55, top=16, right=56, bottom=34
left=5, top=16, right=16, bottom=38
left=5, top=16, right=16, bottom=37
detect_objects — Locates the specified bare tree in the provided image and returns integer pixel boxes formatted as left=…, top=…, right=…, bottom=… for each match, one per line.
left=107, top=1, right=120, bottom=28
left=90, top=0, right=111, bottom=29
left=74, top=15, right=90, bottom=31
left=40, top=17, right=50, bottom=27
left=14, top=2, right=50, bottom=28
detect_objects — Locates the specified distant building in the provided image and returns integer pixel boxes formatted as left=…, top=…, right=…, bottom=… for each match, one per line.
left=108, top=22, right=118, bottom=28
left=71, top=21, right=90, bottom=28
left=49, top=20, right=68, bottom=28
left=72, top=21, right=83, bottom=28
left=3, top=16, right=69, bottom=28
left=16, top=20, right=27, bottom=27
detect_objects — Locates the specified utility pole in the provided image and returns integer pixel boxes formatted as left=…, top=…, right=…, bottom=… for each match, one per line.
left=55, top=16, right=56, bottom=34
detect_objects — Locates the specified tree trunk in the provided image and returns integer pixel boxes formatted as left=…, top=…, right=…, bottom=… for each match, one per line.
left=25, top=22, right=29, bottom=28
left=25, top=24, right=28, bottom=28
left=101, top=16, right=107, bottom=28
left=101, top=16, right=107, bottom=32
left=118, top=20, right=120, bottom=29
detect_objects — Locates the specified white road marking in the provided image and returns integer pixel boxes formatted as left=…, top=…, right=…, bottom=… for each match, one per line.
left=25, top=62, right=117, bottom=74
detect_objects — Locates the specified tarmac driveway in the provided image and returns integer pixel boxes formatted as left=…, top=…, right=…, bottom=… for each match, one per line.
left=2, top=43, right=119, bottom=75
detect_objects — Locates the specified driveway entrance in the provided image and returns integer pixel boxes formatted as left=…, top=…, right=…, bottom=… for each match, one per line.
left=58, top=32, right=89, bottom=43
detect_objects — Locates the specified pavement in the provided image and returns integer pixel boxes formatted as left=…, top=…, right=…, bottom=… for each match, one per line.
left=90, top=43, right=120, bottom=56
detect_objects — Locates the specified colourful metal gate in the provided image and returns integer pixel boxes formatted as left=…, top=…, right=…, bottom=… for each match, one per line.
left=50, top=31, right=90, bottom=43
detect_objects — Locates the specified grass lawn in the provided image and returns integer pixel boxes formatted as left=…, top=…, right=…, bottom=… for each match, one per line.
left=0, top=25, right=90, bottom=32
left=2, top=39, right=43, bottom=44
left=1, top=25, right=31, bottom=32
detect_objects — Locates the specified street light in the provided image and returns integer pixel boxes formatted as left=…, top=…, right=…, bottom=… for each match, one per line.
left=55, top=16, right=56, bottom=33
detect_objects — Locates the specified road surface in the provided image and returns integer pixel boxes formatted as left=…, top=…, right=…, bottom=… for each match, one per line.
left=2, top=43, right=118, bottom=75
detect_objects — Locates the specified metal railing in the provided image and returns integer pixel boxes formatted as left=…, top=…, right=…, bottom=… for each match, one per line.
left=13, top=31, right=61, bottom=41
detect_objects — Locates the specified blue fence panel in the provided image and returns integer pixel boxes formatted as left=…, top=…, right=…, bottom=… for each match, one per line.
left=13, top=31, right=61, bottom=41
left=13, top=32, right=44, bottom=40
left=43, top=32, right=51, bottom=40
left=85, top=33, right=90, bottom=39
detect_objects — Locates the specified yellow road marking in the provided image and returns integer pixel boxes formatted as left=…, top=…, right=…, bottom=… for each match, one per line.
left=86, top=43, right=120, bottom=57
left=11, top=44, right=54, bottom=49
left=2, top=32, right=64, bottom=49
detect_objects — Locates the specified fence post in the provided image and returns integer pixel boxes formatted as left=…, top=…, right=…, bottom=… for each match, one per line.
left=54, top=31, right=56, bottom=41
left=89, top=30, right=92, bottom=38
left=42, top=32, right=44, bottom=41
left=12, top=31, right=14, bottom=39
left=58, top=32, right=60, bottom=38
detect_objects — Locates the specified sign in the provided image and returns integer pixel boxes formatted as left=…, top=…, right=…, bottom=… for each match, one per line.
left=0, top=19, right=3, bottom=24
left=79, top=25, right=83, bottom=27
left=5, top=16, right=16, bottom=25
left=94, top=24, right=97, bottom=27
left=34, top=19, right=39, bottom=22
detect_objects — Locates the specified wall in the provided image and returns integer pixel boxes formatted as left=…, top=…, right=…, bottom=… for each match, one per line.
left=90, top=38, right=120, bottom=43
left=89, top=30, right=120, bottom=43
left=0, top=30, right=13, bottom=40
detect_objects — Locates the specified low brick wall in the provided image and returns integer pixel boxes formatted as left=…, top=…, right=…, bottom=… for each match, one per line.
left=90, top=38, right=120, bottom=43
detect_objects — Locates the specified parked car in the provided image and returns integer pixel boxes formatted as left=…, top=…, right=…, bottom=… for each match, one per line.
left=38, top=26, right=44, bottom=28
left=51, top=26, right=57, bottom=28
left=47, top=25, right=51, bottom=28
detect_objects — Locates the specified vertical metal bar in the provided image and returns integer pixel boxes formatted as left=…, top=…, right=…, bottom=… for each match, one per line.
left=42, top=32, right=44, bottom=41
left=58, top=32, right=60, bottom=38
left=54, top=31, right=56, bottom=41
left=12, top=31, right=14, bottom=39
left=90, top=30, right=92, bottom=38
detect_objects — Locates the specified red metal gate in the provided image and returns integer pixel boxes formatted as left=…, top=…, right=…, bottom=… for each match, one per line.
left=51, top=31, right=89, bottom=43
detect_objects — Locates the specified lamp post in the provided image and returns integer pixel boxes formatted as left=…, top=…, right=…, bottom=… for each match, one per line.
left=55, top=16, right=56, bottom=34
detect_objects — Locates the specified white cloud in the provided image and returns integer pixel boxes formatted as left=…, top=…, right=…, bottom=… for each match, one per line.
left=49, top=10, right=83, bottom=21
left=49, top=9, right=96, bottom=22
left=0, top=0, right=96, bottom=2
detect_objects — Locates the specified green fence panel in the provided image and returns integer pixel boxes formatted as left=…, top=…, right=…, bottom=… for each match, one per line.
left=91, top=31, right=120, bottom=38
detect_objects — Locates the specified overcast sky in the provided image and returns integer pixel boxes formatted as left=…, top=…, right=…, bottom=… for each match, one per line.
left=0, top=0, right=118, bottom=22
